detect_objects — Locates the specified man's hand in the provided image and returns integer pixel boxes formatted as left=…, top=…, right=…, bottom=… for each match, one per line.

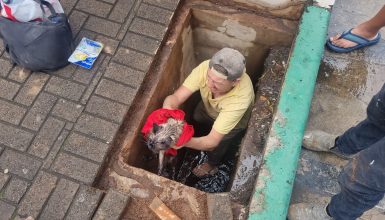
left=163, top=86, right=193, bottom=109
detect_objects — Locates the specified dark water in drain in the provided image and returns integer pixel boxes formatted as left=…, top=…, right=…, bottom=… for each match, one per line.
left=146, top=117, right=240, bottom=193
left=194, top=159, right=234, bottom=193
left=160, top=150, right=235, bottom=193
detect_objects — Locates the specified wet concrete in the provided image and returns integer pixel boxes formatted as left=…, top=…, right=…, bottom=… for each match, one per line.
left=291, top=0, right=385, bottom=219
left=229, top=47, right=289, bottom=206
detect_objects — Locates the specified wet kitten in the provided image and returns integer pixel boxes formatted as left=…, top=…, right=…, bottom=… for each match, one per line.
left=146, top=118, right=184, bottom=175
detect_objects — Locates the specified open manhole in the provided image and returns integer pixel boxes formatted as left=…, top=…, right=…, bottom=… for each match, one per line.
left=99, top=0, right=300, bottom=219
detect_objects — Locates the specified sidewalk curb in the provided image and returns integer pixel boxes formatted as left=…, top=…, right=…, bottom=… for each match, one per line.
left=248, top=6, right=331, bottom=219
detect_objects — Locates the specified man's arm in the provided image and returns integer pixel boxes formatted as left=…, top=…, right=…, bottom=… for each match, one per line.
left=163, top=85, right=193, bottom=110
left=184, top=128, right=224, bottom=151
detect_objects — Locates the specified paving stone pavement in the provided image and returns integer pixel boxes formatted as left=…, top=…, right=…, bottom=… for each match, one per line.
left=0, top=0, right=179, bottom=218
left=2, top=0, right=383, bottom=219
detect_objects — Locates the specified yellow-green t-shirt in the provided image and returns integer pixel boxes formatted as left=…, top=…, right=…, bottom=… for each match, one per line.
left=183, top=60, right=255, bottom=134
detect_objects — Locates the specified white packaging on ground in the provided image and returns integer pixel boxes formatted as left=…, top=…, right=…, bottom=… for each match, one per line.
left=0, top=0, right=64, bottom=22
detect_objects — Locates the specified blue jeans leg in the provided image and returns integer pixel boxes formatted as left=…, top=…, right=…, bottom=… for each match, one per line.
left=337, top=83, right=385, bottom=155
left=328, top=136, right=385, bottom=220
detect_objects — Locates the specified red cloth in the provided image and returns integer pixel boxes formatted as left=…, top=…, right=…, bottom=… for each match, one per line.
left=141, top=108, right=194, bottom=156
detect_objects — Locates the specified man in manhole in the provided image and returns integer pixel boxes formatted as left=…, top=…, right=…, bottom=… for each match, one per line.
left=163, top=47, right=255, bottom=178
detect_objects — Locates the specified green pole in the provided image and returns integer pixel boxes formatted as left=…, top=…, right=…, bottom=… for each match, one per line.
left=248, top=6, right=330, bottom=219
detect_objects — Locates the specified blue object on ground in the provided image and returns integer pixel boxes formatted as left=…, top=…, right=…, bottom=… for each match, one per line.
left=326, top=29, right=381, bottom=53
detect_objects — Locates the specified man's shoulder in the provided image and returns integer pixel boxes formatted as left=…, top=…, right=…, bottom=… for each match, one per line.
left=239, top=73, right=254, bottom=94
left=183, top=60, right=209, bottom=90
left=190, top=60, right=209, bottom=77
left=197, top=60, right=210, bottom=73
left=222, top=73, right=254, bottom=106
left=201, top=60, right=210, bottom=66
left=241, top=72, right=253, bottom=84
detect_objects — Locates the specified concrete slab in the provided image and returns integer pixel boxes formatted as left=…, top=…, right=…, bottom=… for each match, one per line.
left=93, top=189, right=130, bottom=220
left=327, top=0, right=385, bottom=65
left=207, top=193, right=233, bottom=220
left=230, top=47, right=289, bottom=205
left=291, top=0, right=385, bottom=218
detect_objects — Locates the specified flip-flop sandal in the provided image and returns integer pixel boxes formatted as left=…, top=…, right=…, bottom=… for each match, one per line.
left=326, top=29, right=381, bottom=53
left=192, top=163, right=219, bottom=178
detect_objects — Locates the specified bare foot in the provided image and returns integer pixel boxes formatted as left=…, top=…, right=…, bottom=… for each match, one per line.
left=192, top=162, right=218, bottom=177
left=330, top=25, right=378, bottom=48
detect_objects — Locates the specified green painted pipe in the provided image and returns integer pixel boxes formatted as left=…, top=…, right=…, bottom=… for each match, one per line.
left=248, top=6, right=330, bottom=220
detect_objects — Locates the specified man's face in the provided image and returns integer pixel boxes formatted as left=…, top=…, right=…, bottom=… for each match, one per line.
left=206, top=68, right=237, bottom=95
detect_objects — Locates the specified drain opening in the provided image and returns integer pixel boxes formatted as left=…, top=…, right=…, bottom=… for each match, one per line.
left=123, top=4, right=296, bottom=193
left=97, top=1, right=300, bottom=219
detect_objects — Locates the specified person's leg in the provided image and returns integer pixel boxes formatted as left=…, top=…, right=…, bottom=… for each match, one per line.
left=192, top=128, right=244, bottom=177
left=303, top=84, right=385, bottom=157
left=330, top=5, right=385, bottom=48
left=192, top=101, right=246, bottom=176
left=193, top=101, right=212, bottom=123
left=337, top=83, right=385, bottom=155
left=192, top=101, right=214, bottom=135
left=192, top=101, right=217, bottom=176
left=288, top=137, right=385, bottom=220
left=327, top=136, right=385, bottom=219
left=206, top=128, right=244, bottom=165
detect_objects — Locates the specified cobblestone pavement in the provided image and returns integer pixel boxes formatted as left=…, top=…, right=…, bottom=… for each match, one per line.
left=2, top=0, right=385, bottom=219
left=0, top=0, right=179, bottom=219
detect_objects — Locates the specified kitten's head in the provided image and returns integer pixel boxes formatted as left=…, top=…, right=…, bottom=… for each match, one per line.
left=146, top=118, right=183, bottom=153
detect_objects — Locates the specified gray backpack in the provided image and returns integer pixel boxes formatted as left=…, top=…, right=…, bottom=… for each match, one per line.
left=0, top=0, right=74, bottom=72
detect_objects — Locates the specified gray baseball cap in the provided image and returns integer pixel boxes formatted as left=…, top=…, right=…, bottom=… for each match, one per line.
left=209, top=48, right=246, bottom=80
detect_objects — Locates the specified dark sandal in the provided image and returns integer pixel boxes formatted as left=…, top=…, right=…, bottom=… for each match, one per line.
left=326, top=29, right=381, bottom=53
